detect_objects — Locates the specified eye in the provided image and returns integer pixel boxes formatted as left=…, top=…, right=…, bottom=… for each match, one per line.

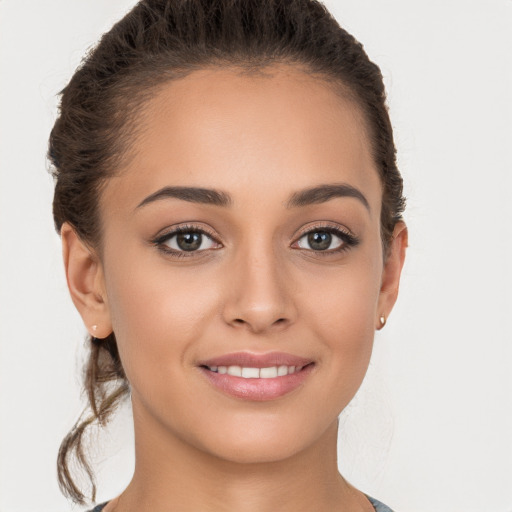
left=294, top=226, right=359, bottom=253
left=165, top=231, right=216, bottom=252
left=153, top=226, right=221, bottom=256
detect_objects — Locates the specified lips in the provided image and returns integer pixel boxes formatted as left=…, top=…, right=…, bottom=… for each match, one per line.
left=200, top=351, right=311, bottom=368
left=197, top=352, right=315, bottom=401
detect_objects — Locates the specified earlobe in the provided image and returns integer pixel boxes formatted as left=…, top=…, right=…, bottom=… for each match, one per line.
left=376, top=221, right=408, bottom=329
left=61, top=223, right=112, bottom=338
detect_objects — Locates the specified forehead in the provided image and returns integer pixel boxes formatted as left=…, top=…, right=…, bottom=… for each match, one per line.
left=103, top=65, right=381, bottom=214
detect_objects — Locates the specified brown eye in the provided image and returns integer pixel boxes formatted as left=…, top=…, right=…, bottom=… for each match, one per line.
left=176, top=232, right=203, bottom=251
left=296, top=229, right=345, bottom=252
left=308, top=232, right=333, bottom=251
left=160, top=230, right=218, bottom=253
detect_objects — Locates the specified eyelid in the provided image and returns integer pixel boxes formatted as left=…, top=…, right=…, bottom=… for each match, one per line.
left=151, top=223, right=223, bottom=255
left=293, top=221, right=357, bottom=241
left=150, top=221, right=359, bottom=258
left=291, top=221, right=360, bottom=252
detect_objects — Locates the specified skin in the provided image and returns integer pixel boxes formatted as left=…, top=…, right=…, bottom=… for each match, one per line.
left=62, top=65, right=407, bottom=512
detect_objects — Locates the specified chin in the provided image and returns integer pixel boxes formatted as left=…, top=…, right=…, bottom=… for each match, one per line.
left=205, top=437, right=311, bottom=465
left=187, top=413, right=337, bottom=466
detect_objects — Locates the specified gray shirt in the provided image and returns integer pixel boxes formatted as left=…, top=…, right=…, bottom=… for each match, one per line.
left=89, top=495, right=395, bottom=511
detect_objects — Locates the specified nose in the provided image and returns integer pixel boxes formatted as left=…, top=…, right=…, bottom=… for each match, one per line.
left=221, top=241, right=297, bottom=334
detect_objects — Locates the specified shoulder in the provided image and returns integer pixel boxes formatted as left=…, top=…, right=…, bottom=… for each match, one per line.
left=86, top=503, right=109, bottom=512
left=89, top=498, right=395, bottom=512
left=366, top=494, right=396, bottom=512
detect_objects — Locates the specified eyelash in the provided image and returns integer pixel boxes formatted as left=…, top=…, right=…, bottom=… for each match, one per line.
left=151, top=224, right=221, bottom=258
left=293, top=223, right=360, bottom=256
left=151, top=223, right=359, bottom=258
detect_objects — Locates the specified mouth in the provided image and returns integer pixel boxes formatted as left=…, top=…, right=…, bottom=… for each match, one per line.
left=197, top=352, right=315, bottom=401
left=201, top=363, right=310, bottom=378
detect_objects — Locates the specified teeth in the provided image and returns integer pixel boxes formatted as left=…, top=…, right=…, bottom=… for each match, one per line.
left=208, top=365, right=300, bottom=378
left=259, top=366, right=278, bottom=378
left=241, top=367, right=260, bottom=378
left=227, top=365, right=242, bottom=377
left=277, top=365, right=288, bottom=376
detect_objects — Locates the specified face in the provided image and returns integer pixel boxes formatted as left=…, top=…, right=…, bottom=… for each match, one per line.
left=75, top=65, right=404, bottom=464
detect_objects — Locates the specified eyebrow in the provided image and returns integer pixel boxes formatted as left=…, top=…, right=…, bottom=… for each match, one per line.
left=286, top=183, right=370, bottom=212
left=136, top=182, right=369, bottom=212
left=136, top=186, right=232, bottom=209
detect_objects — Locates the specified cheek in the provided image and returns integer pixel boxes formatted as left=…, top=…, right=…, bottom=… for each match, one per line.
left=102, top=248, right=222, bottom=385
left=307, top=248, right=381, bottom=325
left=323, top=276, right=378, bottom=348
left=301, top=251, right=382, bottom=386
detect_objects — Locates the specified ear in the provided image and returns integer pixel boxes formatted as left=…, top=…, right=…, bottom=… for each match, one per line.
left=61, top=222, right=112, bottom=339
left=376, top=221, right=408, bottom=329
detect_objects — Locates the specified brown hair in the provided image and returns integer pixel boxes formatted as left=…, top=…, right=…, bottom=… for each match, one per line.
left=49, top=0, right=405, bottom=504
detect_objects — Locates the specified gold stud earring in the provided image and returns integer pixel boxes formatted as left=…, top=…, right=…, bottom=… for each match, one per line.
left=379, top=315, right=386, bottom=328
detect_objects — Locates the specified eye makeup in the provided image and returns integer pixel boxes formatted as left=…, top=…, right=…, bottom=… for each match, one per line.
left=150, top=220, right=360, bottom=260
left=291, top=222, right=360, bottom=256
left=151, top=223, right=222, bottom=258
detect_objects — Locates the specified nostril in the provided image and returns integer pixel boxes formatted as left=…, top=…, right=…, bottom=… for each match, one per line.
left=230, top=317, right=288, bottom=331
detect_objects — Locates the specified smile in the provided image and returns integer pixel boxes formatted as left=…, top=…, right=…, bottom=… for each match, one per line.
left=205, top=365, right=303, bottom=378
left=198, top=352, right=315, bottom=401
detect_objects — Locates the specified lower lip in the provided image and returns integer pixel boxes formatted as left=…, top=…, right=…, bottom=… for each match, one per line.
left=199, top=364, right=314, bottom=401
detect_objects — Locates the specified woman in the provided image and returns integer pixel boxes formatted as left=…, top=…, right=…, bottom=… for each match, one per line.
left=49, top=0, right=407, bottom=510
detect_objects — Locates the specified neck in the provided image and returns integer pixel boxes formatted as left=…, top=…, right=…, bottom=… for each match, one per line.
left=109, top=403, right=370, bottom=512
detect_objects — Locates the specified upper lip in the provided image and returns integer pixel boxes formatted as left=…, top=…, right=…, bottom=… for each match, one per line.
left=198, top=352, right=314, bottom=369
